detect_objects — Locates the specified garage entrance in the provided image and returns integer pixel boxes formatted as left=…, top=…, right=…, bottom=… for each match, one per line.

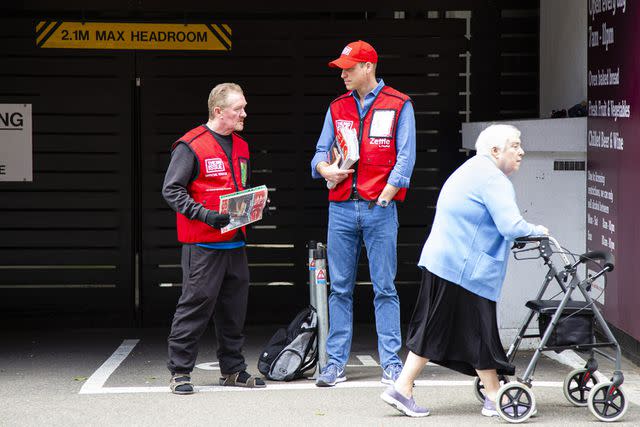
left=0, top=3, right=539, bottom=326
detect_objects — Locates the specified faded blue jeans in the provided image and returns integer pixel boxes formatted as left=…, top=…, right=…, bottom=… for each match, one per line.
left=326, top=200, right=402, bottom=370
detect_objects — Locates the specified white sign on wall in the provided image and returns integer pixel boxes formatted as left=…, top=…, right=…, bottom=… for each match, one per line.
left=0, top=104, right=32, bottom=182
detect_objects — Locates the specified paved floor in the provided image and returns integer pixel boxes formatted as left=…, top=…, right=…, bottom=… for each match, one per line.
left=1, top=324, right=639, bottom=426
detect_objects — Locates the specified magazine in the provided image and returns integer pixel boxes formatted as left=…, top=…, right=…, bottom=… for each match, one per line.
left=326, top=126, right=360, bottom=189
left=218, top=185, right=269, bottom=233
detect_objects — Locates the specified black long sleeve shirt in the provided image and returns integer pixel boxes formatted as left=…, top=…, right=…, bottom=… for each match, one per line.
left=162, top=128, right=242, bottom=241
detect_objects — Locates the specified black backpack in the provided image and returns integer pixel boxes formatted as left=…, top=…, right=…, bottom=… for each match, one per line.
left=257, top=306, right=318, bottom=381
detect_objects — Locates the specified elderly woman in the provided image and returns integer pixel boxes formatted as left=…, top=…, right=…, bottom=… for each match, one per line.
left=380, top=124, right=548, bottom=417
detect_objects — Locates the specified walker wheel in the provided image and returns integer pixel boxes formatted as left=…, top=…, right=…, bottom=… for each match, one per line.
left=473, top=375, right=509, bottom=403
left=587, top=382, right=628, bottom=422
left=563, top=368, right=598, bottom=407
left=496, top=382, right=536, bottom=424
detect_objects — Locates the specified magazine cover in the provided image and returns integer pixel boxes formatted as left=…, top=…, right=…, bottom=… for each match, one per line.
left=327, top=126, right=359, bottom=189
left=218, top=185, right=268, bottom=233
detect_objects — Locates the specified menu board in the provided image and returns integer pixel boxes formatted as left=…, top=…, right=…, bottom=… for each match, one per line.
left=587, top=0, right=640, bottom=339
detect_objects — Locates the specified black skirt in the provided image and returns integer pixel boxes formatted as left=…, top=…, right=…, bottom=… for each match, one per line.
left=405, top=269, right=515, bottom=377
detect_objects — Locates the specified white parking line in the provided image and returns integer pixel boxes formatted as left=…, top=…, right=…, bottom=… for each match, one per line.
left=353, top=355, right=378, bottom=367
left=82, top=379, right=564, bottom=395
left=346, top=356, right=436, bottom=367
left=543, top=350, right=607, bottom=382
left=78, top=340, right=567, bottom=396
left=195, top=362, right=220, bottom=371
left=79, top=339, right=139, bottom=394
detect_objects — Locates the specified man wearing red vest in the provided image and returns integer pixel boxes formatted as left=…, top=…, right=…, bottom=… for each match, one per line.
left=162, top=83, right=266, bottom=394
left=311, top=41, right=416, bottom=386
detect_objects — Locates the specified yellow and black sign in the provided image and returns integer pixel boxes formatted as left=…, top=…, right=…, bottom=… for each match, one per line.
left=36, top=22, right=231, bottom=51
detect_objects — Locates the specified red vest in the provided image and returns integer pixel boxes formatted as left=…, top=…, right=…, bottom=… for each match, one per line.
left=173, top=126, right=250, bottom=243
left=328, top=86, right=410, bottom=202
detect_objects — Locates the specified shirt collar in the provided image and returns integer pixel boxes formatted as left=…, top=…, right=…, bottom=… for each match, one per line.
left=351, top=78, right=385, bottom=100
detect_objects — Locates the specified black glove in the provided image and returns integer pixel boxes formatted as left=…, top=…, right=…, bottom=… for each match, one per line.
left=204, top=210, right=230, bottom=229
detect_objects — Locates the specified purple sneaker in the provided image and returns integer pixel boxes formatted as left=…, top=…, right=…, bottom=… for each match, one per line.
left=380, top=386, right=430, bottom=417
left=481, top=397, right=498, bottom=417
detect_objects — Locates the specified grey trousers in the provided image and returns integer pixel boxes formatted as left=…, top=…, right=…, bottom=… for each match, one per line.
left=167, top=244, right=249, bottom=375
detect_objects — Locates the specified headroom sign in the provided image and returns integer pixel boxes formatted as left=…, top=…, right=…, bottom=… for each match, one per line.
left=35, top=22, right=231, bottom=51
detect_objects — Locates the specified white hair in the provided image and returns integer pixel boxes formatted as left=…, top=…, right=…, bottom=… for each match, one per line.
left=474, top=124, right=521, bottom=156
left=208, top=83, right=243, bottom=119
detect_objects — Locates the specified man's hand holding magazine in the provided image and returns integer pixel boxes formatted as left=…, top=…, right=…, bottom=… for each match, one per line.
left=319, top=147, right=354, bottom=189
left=320, top=127, right=359, bottom=189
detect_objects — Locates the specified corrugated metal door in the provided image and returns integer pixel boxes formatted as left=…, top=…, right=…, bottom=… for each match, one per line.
left=137, top=19, right=471, bottom=324
left=0, top=18, right=135, bottom=325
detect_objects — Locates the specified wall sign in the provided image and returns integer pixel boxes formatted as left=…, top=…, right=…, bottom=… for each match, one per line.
left=587, top=0, right=640, bottom=340
left=0, top=104, right=32, bottom=182
left=36, top=22, right=231, bottom=51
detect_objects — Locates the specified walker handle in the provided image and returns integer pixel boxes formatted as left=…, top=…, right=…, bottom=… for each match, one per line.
left=512, top=235, right=548, bottom=249
left=579, top=250, right=615, bottom=272
left=514, top=236, right=548, bottom=242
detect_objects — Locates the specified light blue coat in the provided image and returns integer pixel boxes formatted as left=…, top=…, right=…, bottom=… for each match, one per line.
left=418, top=154, right=543, bottom=301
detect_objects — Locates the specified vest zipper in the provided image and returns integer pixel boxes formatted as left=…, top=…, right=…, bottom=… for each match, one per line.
left=212, top=131, right=243, bottom=240
left=211, top=130, right=239, bottom=192
left=351, top=89, right=381, bottom=200
left=351, top=118, right=363, bottom=198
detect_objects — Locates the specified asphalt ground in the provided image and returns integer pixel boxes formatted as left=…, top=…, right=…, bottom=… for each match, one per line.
left=1, top=324, right=639, bottom=426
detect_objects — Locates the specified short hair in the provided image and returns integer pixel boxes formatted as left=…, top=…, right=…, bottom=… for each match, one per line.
left=358, top=62, right=377, bottom=73
left=207, top=83, right=243, bottom=118
left=474, top=124, right=521, bottom=156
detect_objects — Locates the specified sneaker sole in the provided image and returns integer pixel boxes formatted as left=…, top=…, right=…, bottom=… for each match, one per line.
left=315, top=376, right=346, bottom=387
left=481, top=408, right=498, bottom=417
left=171, top=390, right=195, bottom=395
left=380, top=391, right=430, bottom=418
left=170, top=386, right=195, bottom=395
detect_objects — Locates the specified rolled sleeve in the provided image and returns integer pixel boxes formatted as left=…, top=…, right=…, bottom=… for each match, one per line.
left=388, top=169, right=411, bottom=189
left=387, top=101, right=416, bottom=188
left=311, top=108, right=335, bottom=179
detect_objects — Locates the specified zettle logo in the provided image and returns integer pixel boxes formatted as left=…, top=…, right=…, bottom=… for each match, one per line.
left=369, top=138, right=391, bottom=149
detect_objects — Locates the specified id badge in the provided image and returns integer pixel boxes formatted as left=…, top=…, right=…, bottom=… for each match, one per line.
left=369, top=109, right=396, bottom=138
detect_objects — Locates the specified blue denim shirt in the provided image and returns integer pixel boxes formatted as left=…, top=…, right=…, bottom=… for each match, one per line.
left=310, top=79, right=416, bottom=189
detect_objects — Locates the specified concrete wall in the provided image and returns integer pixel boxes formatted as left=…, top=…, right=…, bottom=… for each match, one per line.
left=453, top=1, right=589, bottom=348
left=539, top=0, right=587, bottom=118
left=501, top=150, right=586, bottom=345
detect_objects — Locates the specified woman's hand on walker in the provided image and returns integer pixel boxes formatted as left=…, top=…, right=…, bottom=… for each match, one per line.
left=535, top=225, right=549, bottom=235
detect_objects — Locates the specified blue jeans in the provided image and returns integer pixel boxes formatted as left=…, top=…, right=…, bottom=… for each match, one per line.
left=326, top=200, right=402, bottom=369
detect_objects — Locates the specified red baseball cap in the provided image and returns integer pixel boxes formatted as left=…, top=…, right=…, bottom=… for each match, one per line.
left=328, top=40, right=378, bottom=69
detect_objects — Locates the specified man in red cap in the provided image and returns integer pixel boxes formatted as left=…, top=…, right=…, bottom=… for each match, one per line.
left=311, top=40, right=416, bottom=387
